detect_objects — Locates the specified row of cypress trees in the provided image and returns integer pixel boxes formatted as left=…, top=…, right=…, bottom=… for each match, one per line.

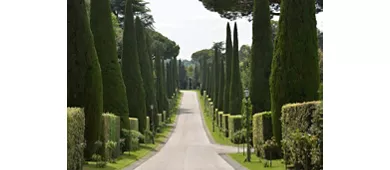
left=200, top=22, right=243, bottom=116
left=68, top=0, right=179, bottom=160
left=200, top=0, right=320, bottom=147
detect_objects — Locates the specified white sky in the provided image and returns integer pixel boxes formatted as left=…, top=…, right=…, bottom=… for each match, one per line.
left=147, top=0, right=323, bottom=60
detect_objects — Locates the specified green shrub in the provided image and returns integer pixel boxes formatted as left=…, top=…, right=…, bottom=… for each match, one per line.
left=101, top=113, right=120, bottom=159
left=228, top=115, right=243, bottom=144
left=281, top=101, right=323, bottom=170
left=252, top=111, right=274, bottom=159
left=129, top=117, right=139, bottom=132
left=222, top=114, right=230, bottom=137
left=67, top=107, right=85, bottom=170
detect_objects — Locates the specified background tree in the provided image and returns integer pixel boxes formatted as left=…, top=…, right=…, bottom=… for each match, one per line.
left=229, top=23, right=243, bottom=115
left=90, top=0, right=130, bottom=148
left=270, top=0, right=320, bottom=145
left=250, top=0, right=273, bottom=114
left=67, top=0, right=103, bottom=159
left=223, top=23, right=233, bottom=113
left=111, top=0, right=155, bottom=28
left=122, top=0, right=147, bottom=133
left=135, top=16, right=157, bottom=133
left=198, top=0, right=323, bottom=21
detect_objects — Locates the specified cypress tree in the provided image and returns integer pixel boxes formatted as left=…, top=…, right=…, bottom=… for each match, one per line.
left=90, top=0, right=130, bottom=145
left=229, top=23, right=243, bottom=115
left=67, top=0, right=103, bottom=159
left=205, top=62, right=210, bottom=94
left=218, top=57, right=225, bottom=110
left=155, top=55, right=164, bottom=113
left=135, top=17, right=157, bottom=132
left=122, top=0, right=147, bottom=133
left=201, top=57, right=207, bottom=92
left=213, top=46, right=220, bottom=108
left=173, top=57, right=179, bottom=92
left=250, top=0, right=273, bottom=114
left=161, top=60, right=169, bottom=111
left=270, top=0, right=320, bottom=144
left=207, top=64, right=212, bottom=97
left=223, top=23, right=233, bottom=113
left=166, top=61, right=172, bottom=97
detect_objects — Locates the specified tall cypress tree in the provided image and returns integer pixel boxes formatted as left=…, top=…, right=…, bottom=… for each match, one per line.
left=218, top=57, right=225, bottom=110
left=207, top=64, right=212, bottom=97
left=250, top=0, right=273, bottom=114
left=135, top=17, right=157, bottom=131
left=161, top=60, right=168, bottom=110
left=67, top=0, right=103, bottom=159
left=90, top=0, right=130, bottom=145
left=166, top=61, right=172, bottom=97
left=201, top=57, right=207, bottom=93
left=229, top=23, right=243, bottom=115
left=154, top=54, right=164, bottom=114
left=270, top=0, right=320, bottom=144
left=213, top=46, right=220, bottom=108
left=223, top=23, right=233, bottom=113
left=122, top=0, right=147, bottom=132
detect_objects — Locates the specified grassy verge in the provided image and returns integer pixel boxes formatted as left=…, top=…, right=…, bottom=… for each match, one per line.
left=84, top=92, right=182, bottom=170
left=228, top=153, right=285, bottom=170
left=194, top=90, right=235, bottom=146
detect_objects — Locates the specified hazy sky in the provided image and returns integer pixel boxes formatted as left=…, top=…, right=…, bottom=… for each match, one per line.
left=147, top=0, right=323, bottom=60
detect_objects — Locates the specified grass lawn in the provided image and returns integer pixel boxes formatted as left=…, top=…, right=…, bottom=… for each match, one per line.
left=84, top=93, right=182, bottom=170
left=194, top=90, right=236, bottom=146
left=228, top=153, right=285, bottom=170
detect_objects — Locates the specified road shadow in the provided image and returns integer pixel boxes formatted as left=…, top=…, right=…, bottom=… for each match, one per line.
left=178, top=108, right=194, bottom=114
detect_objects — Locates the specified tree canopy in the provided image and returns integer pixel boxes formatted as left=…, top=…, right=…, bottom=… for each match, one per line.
left=198, top=0, right=323, bottom=21
left=111, top=0, right=155, bottom=28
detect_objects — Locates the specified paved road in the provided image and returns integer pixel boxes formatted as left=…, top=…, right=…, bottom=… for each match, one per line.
left=133, top=91, right=237, bottom=170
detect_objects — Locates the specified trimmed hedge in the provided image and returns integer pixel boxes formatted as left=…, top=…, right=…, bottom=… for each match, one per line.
left=222, top=114, right=230, bottom=137
left=228, top=115, right=243, bottom=143
left=162, top=111, right=166, bottom=123
left=146, top=116, right=150, bottom=131
left=281, top=101, right=323, bottom=170
left=129, top=117, right=139, bottom=132
left=102, top=113, right=121, bottom=159
left=157, top=113, right=162, bottom=128
left=252, top=111, right=273, bottom=159
left=209, top=102, right=214, bottom=117
left=218, top=111, right=223, bottom=128
left=67, top=107, right=85, bottom=170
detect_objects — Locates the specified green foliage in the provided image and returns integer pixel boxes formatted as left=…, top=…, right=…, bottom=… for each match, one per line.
left=101, top=113, right=121, bottom=159
left=229, top=23, right=243, bottom=115
left=252, top=112, right=273, bottom=159
left=250, top=0, right=273, bottom=114
left=281, top=101, right=323, bottom=170
left=105, top=140, right=117, bottom=163
left=162, top=111, right=167, bottom=123
left=232, top=129, right=246, bottom=144
left=67, top=108, right=85, bottom=170
left=136, top=17, right=157, bottom=132
left=91, top=154, right=106, bottom=168
left=223, top=23, right=233, bottom=113
left=270, top=0, right=320, bottom=145
left=67, top=0, right=103, bottom=159
left=228, top=115, right=243, bottom=143
left=122, top=0, right=147, bottom=133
